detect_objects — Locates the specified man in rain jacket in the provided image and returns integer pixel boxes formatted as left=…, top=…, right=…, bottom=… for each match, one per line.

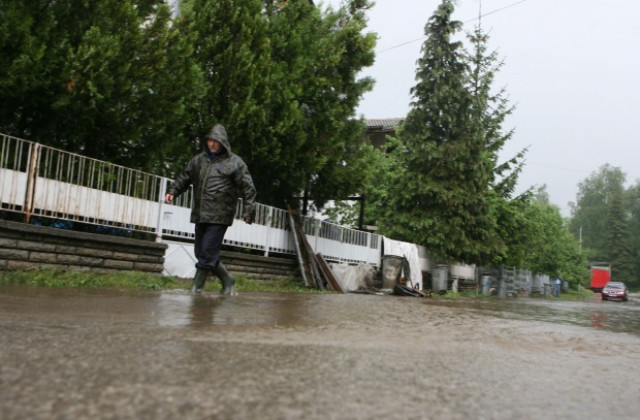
left=165, top=124, right=256, bottom=295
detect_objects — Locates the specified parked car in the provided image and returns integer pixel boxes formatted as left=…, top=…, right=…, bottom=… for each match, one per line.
left=601, top=282, right=628, bottom=301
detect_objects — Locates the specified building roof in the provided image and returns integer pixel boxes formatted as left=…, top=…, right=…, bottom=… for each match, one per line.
left=365, top=118, right=405, bottom=131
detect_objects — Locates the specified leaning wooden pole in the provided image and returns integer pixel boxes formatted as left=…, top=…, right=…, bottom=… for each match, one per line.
left=287, top=203, right=312, bottom=287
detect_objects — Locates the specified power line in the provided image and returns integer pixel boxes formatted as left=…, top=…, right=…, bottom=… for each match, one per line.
left=526, top=161, right=591, bottom=174
left=467, top=0, right=529, bottom=23
left=377, top=0, right=529, bottom=54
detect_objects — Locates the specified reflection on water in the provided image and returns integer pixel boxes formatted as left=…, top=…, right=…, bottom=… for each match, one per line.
left=426, top=294, right=640, bottom=336
left=156, top=292, right=323, bottom=328
left=2, top=285, right=638, bottom=337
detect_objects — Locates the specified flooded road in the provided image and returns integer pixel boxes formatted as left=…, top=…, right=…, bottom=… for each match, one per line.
left=1, top=287, right=639, bottom=419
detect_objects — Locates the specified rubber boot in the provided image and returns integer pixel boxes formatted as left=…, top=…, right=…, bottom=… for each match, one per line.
left=213, top=262, right=238, bottom=296
left=190, top=268, right=208, bottom=294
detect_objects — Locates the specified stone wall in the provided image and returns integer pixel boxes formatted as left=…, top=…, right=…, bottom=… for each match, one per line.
left=0, top=220, right=300, bottom=281
left=0, top=220, right=166, bottom=274
left=220, top=250, right=299, bottom=281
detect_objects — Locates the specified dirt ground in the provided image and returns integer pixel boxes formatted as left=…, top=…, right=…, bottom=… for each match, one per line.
left=1, top=286, right=639, bottom=419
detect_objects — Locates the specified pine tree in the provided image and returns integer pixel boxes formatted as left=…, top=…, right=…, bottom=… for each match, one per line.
left=625, top=183, right=640, bottom=287
left=0, top=0, right=205, bottom=171
left=466, top=19, right=532, bottom=266
left=264, top=0, right=377, bottom=209
left=179, top=0, right=376, bottom=208
left=568, top=164, right=627, bottom=259
left=605, top=191, right=636, bottom=284
left=379, top=0, right=495, bottom=264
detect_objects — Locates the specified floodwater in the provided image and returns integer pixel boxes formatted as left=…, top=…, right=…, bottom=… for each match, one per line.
left=1, top=287, right=639, bottom=420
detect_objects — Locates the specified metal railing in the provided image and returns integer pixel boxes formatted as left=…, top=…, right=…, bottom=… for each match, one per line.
left=0, top=133, right=382, bottom=267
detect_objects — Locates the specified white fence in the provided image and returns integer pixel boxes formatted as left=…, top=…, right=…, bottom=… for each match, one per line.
left=0, top=133, right=383, bottom=276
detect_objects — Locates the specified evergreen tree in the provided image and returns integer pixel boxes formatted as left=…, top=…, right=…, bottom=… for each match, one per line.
left=515, top=188, right=586, bottom=283
left=604, top=191, right=636, bottom=285
left=178, top=0, right=272, bottom=153
left=378, top=0, right=496, bottom=264
left=301, top=1, right=378, bottom=210
left=625, top=182, right=640, bottom=287
left=466, top=22, right=526, bottom=201
left=568, top=164, right=626, bottom=259
left=465, top=18, right=531, bottom=266
left=0, top=0, right=204, bottom=172
left=178, top=0, right=376, bottom=208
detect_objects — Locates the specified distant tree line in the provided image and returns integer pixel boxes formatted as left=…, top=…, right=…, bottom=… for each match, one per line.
left=568, top=164, right=640, bottom=288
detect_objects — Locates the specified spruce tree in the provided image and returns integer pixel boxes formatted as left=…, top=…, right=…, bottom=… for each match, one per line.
left=264, top=0, right=377, bottom=209
left=0, top=0, right=204, bottom=172
left=625, top=183, right=640, bottom=287
left=466, top=19, right=532, bottom=266
left=379, top=0, right=495, bottom=264
left=605, top=191, right=636, bottom=285
left=569, top=164, right=627, bottom=259
left=179, top=0, right=376, bottom=208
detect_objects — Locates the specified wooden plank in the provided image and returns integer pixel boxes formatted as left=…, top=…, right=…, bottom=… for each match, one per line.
left=287, top=204, right=312, bottom=287
left=315, top=253, right=344, bottom=293
left=295, top=221, right=325, bottom=290
left=286, top=204, right=326, bottom=289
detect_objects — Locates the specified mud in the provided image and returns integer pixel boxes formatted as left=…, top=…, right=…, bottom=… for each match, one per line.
left=1, top=286, right=639, bottom=419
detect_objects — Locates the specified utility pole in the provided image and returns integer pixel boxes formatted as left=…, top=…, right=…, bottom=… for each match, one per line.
left=579, top=226, right=582, bottom=253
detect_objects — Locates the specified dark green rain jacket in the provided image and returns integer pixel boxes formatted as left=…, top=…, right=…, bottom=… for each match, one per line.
left=168, top=124, right=256, bottom=225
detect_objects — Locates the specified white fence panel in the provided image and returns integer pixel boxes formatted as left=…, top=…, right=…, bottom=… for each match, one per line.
left=449, top=263, right=476, bottom=281
left=32, top=177, right=160, bottom=229
left=160, top=204, right=195, bottom=239
left=0, top=168, right=27, bottom=208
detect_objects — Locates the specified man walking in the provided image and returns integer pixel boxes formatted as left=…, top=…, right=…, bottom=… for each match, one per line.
left=165, top=124, right=256, bottom=295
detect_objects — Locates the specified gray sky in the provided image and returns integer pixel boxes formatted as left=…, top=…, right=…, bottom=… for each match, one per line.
left=323, top=0, right=640, bottom=216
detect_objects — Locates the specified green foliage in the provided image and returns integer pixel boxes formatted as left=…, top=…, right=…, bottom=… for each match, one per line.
left=376, top=0, right=504, bottom=265
left=567, top=164, right=640, bottom=287
left=515, top=191, right=588, bottom=284
left=604, top=191, right=636, bottom=284
left=568, top=164, right=626, bottom=258
left=177, top=0, right=377, bottom=208
left=626, top=183, right=640, bottom=287
left=0, top=1, right=205, bottom=173
left=0, top=0, right=377, bottom=209
left=467, top=22, right=527, bottom=201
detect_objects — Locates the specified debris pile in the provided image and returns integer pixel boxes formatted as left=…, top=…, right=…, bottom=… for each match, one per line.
left=287, top=205, right=429, bottom=297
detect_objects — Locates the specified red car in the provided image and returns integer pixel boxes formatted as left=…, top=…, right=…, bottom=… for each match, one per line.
left=601, top=282, right=628, bottom=302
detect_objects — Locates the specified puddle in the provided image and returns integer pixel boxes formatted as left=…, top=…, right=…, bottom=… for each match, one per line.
left=1, top=286, right=639, bottom=420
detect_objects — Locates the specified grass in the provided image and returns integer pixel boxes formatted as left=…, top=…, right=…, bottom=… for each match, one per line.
left=559, top=287, right=595, bottom=300
left=0, top=270, right=607, bottom=299
left=428, top=287, right=598, bottom=300
left=0, top=270, right=184, bottom=290
left=0, top=269, right=320, bottom=293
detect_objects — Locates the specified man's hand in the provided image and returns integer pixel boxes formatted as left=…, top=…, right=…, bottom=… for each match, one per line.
left=165, top=193, right=174, bottom=204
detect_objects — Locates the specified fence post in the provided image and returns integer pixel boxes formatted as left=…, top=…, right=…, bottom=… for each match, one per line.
left=313, top=218, right=321, bottom=252
left=155, top=177, right=168, bottom=243
left=24, top=142, right=40, bottom=224
left=263, top=206, right=273, bottom=257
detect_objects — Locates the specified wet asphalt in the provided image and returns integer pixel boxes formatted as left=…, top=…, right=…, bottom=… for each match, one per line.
left=1, top=286, right=639, bottom=420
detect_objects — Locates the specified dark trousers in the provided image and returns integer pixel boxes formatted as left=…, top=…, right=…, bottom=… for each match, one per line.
left=194, top=223, right=228, bottom=271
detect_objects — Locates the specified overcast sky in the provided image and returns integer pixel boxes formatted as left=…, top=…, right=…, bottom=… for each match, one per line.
left=322, top=0, right=640, bottom=216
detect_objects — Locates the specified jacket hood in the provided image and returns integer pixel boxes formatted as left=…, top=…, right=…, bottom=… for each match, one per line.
left=205, top=124, right=231, bottom=154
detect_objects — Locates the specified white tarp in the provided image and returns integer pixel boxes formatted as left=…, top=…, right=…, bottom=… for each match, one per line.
left=329, top=263, right=377, bottom=292
left=382, top=237, right=422, bottom=290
